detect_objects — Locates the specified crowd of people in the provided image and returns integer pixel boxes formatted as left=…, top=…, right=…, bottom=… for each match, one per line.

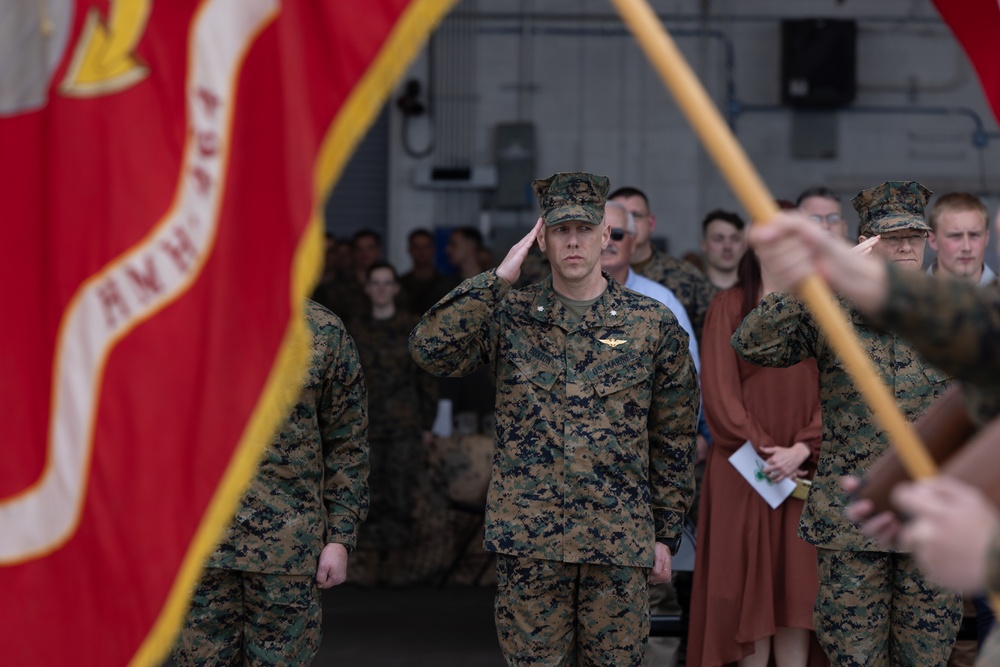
left=171, top=170, right=1000, bottom=667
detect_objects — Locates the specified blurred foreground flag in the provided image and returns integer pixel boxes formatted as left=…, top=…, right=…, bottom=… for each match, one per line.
left=933, top=0, right=1000, bottom=122
left=0, top=1, right=452, bottom=664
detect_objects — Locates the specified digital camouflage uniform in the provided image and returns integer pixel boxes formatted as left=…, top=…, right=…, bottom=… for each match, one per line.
left=731, top=183, right=963, bottom=666
left=632, top=247, right=718, bottom=343
left=869, top=266, right=1000, bottom=667
left=174, top=300, right=369, bottom=666
left=410, top=172, right=699, bottom=666
left=349, top=310, right=437, bottom=581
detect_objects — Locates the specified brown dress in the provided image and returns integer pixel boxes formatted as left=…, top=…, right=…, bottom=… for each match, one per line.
left=687, top=286, right=827, bottom=667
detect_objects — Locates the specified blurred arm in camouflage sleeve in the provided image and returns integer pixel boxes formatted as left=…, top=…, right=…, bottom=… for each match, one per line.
left=749, top=211, right=1000, bottom=385
left=871, top=266, right=1000, bottom=389
left=408, top=270, right=507, bottom=377
left=319, top=317, right=370, bottom=553
left=730, top=292, right=819, bottom=369
left=410, top=219, right=542, bottom=377
left=648, top=322, right=700, bottom=541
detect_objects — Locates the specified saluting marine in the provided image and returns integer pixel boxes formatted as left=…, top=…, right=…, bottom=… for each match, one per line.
left=732, top=182, right=963, bottom=666
left=410, top=172, right=699, bottom=666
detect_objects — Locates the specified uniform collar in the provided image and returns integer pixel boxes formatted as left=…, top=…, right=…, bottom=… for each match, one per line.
left=529, top=272, right=627, bottom=331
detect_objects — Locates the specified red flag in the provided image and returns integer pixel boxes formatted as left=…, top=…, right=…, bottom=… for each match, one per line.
left=0, top=1, right=453, bottom=664
left=933, top=0, right=1000, bottom=122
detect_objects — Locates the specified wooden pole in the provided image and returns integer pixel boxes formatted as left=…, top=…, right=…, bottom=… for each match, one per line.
left=609, top=0, right=937, bottom=479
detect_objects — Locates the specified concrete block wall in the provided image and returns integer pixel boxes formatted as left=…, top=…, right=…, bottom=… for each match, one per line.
left=384, top=0, right=1000, bottom=272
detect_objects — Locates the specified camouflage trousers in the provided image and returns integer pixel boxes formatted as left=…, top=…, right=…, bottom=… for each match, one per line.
left=814, top=548, right=962, bottom=667
left=494, top=554, right=649, bottom=667
left=172, top=568, right=321, bottom=666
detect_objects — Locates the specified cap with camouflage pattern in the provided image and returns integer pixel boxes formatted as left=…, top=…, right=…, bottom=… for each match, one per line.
left=851, top=181, right=933, bottom=236
left=532, top=172, right=609, bottom=226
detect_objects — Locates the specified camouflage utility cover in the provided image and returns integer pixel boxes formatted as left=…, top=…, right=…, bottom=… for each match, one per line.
left=410, top=271, right=699, bottom=567
left=852, top=181, right=932, bottom=236
left=533, top=171, right=610, bottom=227
left=208, top=300, right=370, bottom=573
left=732, top=293, right=949, bottom=551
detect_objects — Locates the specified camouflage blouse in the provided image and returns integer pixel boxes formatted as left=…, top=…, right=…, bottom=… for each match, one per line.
left=208, top=300, right=370, bottom=574
left=410, top=271, right=698, bottom=568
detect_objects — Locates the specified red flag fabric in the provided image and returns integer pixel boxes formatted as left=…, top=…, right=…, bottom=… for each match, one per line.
left=0, top=1, right=453, bottom=664
left=933, top=0, right=1000, bottom=122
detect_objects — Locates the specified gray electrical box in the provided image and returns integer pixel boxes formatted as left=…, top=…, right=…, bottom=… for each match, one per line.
left=495, top=122, right=536, bottom=209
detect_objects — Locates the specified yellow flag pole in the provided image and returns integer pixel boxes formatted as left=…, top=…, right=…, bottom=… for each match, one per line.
left=610, top=0, right=937, bottom=480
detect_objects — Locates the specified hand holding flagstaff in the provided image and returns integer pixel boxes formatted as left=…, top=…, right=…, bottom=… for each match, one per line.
left=749, top=212, right=890, bottom=314
left=893, top=477, right=1000, bottom=592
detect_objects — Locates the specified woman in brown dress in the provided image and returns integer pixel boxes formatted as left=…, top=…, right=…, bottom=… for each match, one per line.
left=687, top=249, right=826, bottom=667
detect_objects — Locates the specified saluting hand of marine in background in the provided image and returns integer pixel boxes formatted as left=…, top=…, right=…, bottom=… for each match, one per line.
left=750, top=211, right=891, bottom=313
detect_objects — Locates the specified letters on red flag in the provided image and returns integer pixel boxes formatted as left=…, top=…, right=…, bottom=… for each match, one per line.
left=0, top=1, right=453, bottom=664
left=933, top=0, right=1000, bottom=122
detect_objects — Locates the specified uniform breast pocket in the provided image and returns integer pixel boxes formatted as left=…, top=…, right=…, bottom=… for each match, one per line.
left=504, top=333, right=562, bottom=391
left=589, top=354, right=651, bottom=420
left=508, top=352, right=560, bottom=391
left=922, top=366, right=950, bottom=386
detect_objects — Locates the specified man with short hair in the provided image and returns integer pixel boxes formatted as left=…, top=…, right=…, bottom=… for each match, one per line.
left=411, top=172, right=699, bottom=666
left=610, top=186, right=718, bottom=342
left=602, top=200, right=698, bottom=378
left=734, top=181, right=962, bottom=665
left=797, top=186, right=849, bottom=239
left=399, top=228, right=457, bottom=316
left=925, top=192, right=997, bottom=660
left=352, top=230, right=382, bottom=282
left=446, top=226, right=485, bottom=280
left=602, top=199, right=700, bottom=667
left=699, top=209, right=748, bottom=290
left=926, top=192, right=995, bottom=285
left=324, top=229, right=383, bottom=324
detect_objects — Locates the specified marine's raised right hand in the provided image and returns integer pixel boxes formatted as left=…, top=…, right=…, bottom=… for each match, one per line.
left=496, top=218, right=543, bottom=285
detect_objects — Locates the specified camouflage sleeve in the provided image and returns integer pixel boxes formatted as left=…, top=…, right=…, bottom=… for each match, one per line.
left=409, top=270, right=509, bottom=377
left=649, top=318, right=700, bottom=541
left=873, top=265, right=1000, bottom=389
left=731, top=292, right=818, bottom=368
left=319, top=324, right=370, bottom=551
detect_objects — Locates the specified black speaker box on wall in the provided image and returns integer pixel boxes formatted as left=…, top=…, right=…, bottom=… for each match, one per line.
left=781, top=19, right=857, bottom=108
